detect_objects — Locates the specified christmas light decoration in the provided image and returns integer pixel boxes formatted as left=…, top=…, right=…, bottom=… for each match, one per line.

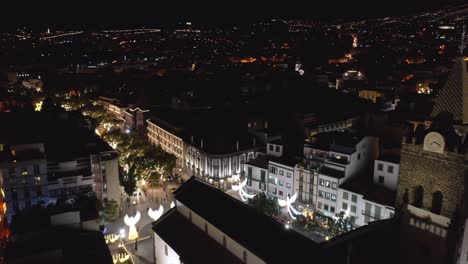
left=124, top=211, right=141, bottom=240
left=148, top=205, right=164, bottom=221
left=231, top=179, right=256, bottom=202
left=170, top=201, right=175, bottom=208
left=278, top=193, right=303, bottom=220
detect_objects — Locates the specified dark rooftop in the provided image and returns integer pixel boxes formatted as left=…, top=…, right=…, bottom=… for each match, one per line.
left=378, top=152, right=401, bottom=164
left=319, top=166, right=345, bottom=179
left=339, top=174, right=396, bottom=207
left=245, top=155, right=269, bottom=169
left=172, top=177, right=322, bottom=264
left=6, top=228, right=112, bottom=264
left=0, top=112, right=115, bottom=161
left=148, top=109, right=261, bottom=154
left=152, top=208, right=244, bottom=264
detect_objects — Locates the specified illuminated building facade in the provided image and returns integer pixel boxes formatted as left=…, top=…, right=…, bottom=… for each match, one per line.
left=0, top=143, right=49, bottom=222
left=147, top=111, right=261, bottom=190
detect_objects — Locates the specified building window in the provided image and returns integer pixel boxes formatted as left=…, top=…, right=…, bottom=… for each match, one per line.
left=377, top=163, right=383, bottom=171
left=325, top=181, right=330, bottom=188
left=324, top=204, right=329, bottom=211
left=351, top=205, right=356, bottom=213
left=331, top=206, right=335, bottom=213
left=331, top=194, right=337, bottom=201
left=319, top=179, right=324, bottom=186
left=332, top=183, right=337, bottom=190
left=351, top=194, right=357, bottom=203
left=431, top=191, right=443, bottom=215
left=21, top=169, right=28, bottom=176
left=247, top=178, right=252, bottom=186
left=260, top=170, right=266, bottom=182
left=269, top=145, right=274, bottom=151
left=325, top=192, right=330, bottom=200
left=165, top=244, right=168, bottom=256
left=374, top=206, right=382, bottom=220
left=342, top=202, right=348, bottom=210
left=269, top=166, right=277, bottom=174
left=319, top=191, right=324, bottom=198
left=357, top=153, right=361, bottom=160
left=388, top=166, right=394, bottom=173
left=279, top=180, right=284, bottom=186
left=275, top=146, right=280, bottom=152
left=278, top=190, right=283, bottom=196
left=286, top=172, right=292, bottom=178
left=243, top=251, right=247, bottom=263
left=286, top=183, right=291, bottom=189
left=318, top=202, right=322, bottom=209
left=279, top=170, right=284, bottom=176
left=248, top=167, right=252, bottom=177
left=343, top=192, right=348, bottom=200
left=378, top=176, right=384, bottom=184
left=34, top=165, right=40, bottom=174
left=413, top=186, right=424, bottom=208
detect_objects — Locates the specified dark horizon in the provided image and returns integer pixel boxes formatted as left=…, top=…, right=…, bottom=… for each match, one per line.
left=1, top=0, right=464, bottom=30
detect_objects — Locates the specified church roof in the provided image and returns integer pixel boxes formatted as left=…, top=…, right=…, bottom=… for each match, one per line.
left=431, top=58, right=468, bottom=124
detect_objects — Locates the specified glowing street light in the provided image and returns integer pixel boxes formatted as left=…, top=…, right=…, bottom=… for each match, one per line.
left=148, top=205, right=164, bottom=221
left=124, top=211, right=141, bottom=240
left=278, top=193, right=303, bottom=220
left=231, top=179, right=256, bottom=202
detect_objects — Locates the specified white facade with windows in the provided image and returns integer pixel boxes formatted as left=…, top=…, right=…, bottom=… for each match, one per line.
left=337, top=189, right=362, bottom=221
left=311, top=135, right=379, bottom=216
left=267, top=161, right=294, bottom=200
left=245, top=162, right=268, bottom=195
left=294, top=164, right=317, bottom=207
left=316, top=173, right=340, bottom=216
left=337, top=188, right=395, bottom=226
left=373, top=159, right=399, bottom=191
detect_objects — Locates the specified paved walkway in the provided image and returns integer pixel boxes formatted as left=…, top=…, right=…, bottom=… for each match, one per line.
left=105, top=181, right=181, bottom=264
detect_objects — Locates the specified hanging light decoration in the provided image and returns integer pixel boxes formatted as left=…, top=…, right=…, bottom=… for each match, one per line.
left=231, top=179, right=256, bottom=202
left=278, top=193, right=303, bottom=220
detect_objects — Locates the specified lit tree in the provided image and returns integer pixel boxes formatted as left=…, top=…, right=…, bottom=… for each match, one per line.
left=100, top=200, right=120, bottom=222
left=120, top=166, right=137, bottom=197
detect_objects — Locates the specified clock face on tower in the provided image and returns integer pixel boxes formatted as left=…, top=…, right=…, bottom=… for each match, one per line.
left=423, top=132, right=445, bottom=154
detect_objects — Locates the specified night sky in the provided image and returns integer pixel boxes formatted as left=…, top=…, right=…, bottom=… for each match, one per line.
left=0, top=0, right=464, bottom=29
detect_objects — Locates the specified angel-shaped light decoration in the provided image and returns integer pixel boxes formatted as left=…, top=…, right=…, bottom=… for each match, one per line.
left=148, top=205, right=164, bottom=221
left=170, top=201, right=175, bottom=208
left=278, top=193, right=303, bottom=220
left=231, top=179, right=256, bottom=202
left=124, top=211, right=141, bottom=240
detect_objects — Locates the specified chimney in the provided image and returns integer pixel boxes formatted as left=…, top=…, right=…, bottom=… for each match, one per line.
left=201, top=139, right=204, bottom=149
left=236, top=140, right=239, bottom=151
